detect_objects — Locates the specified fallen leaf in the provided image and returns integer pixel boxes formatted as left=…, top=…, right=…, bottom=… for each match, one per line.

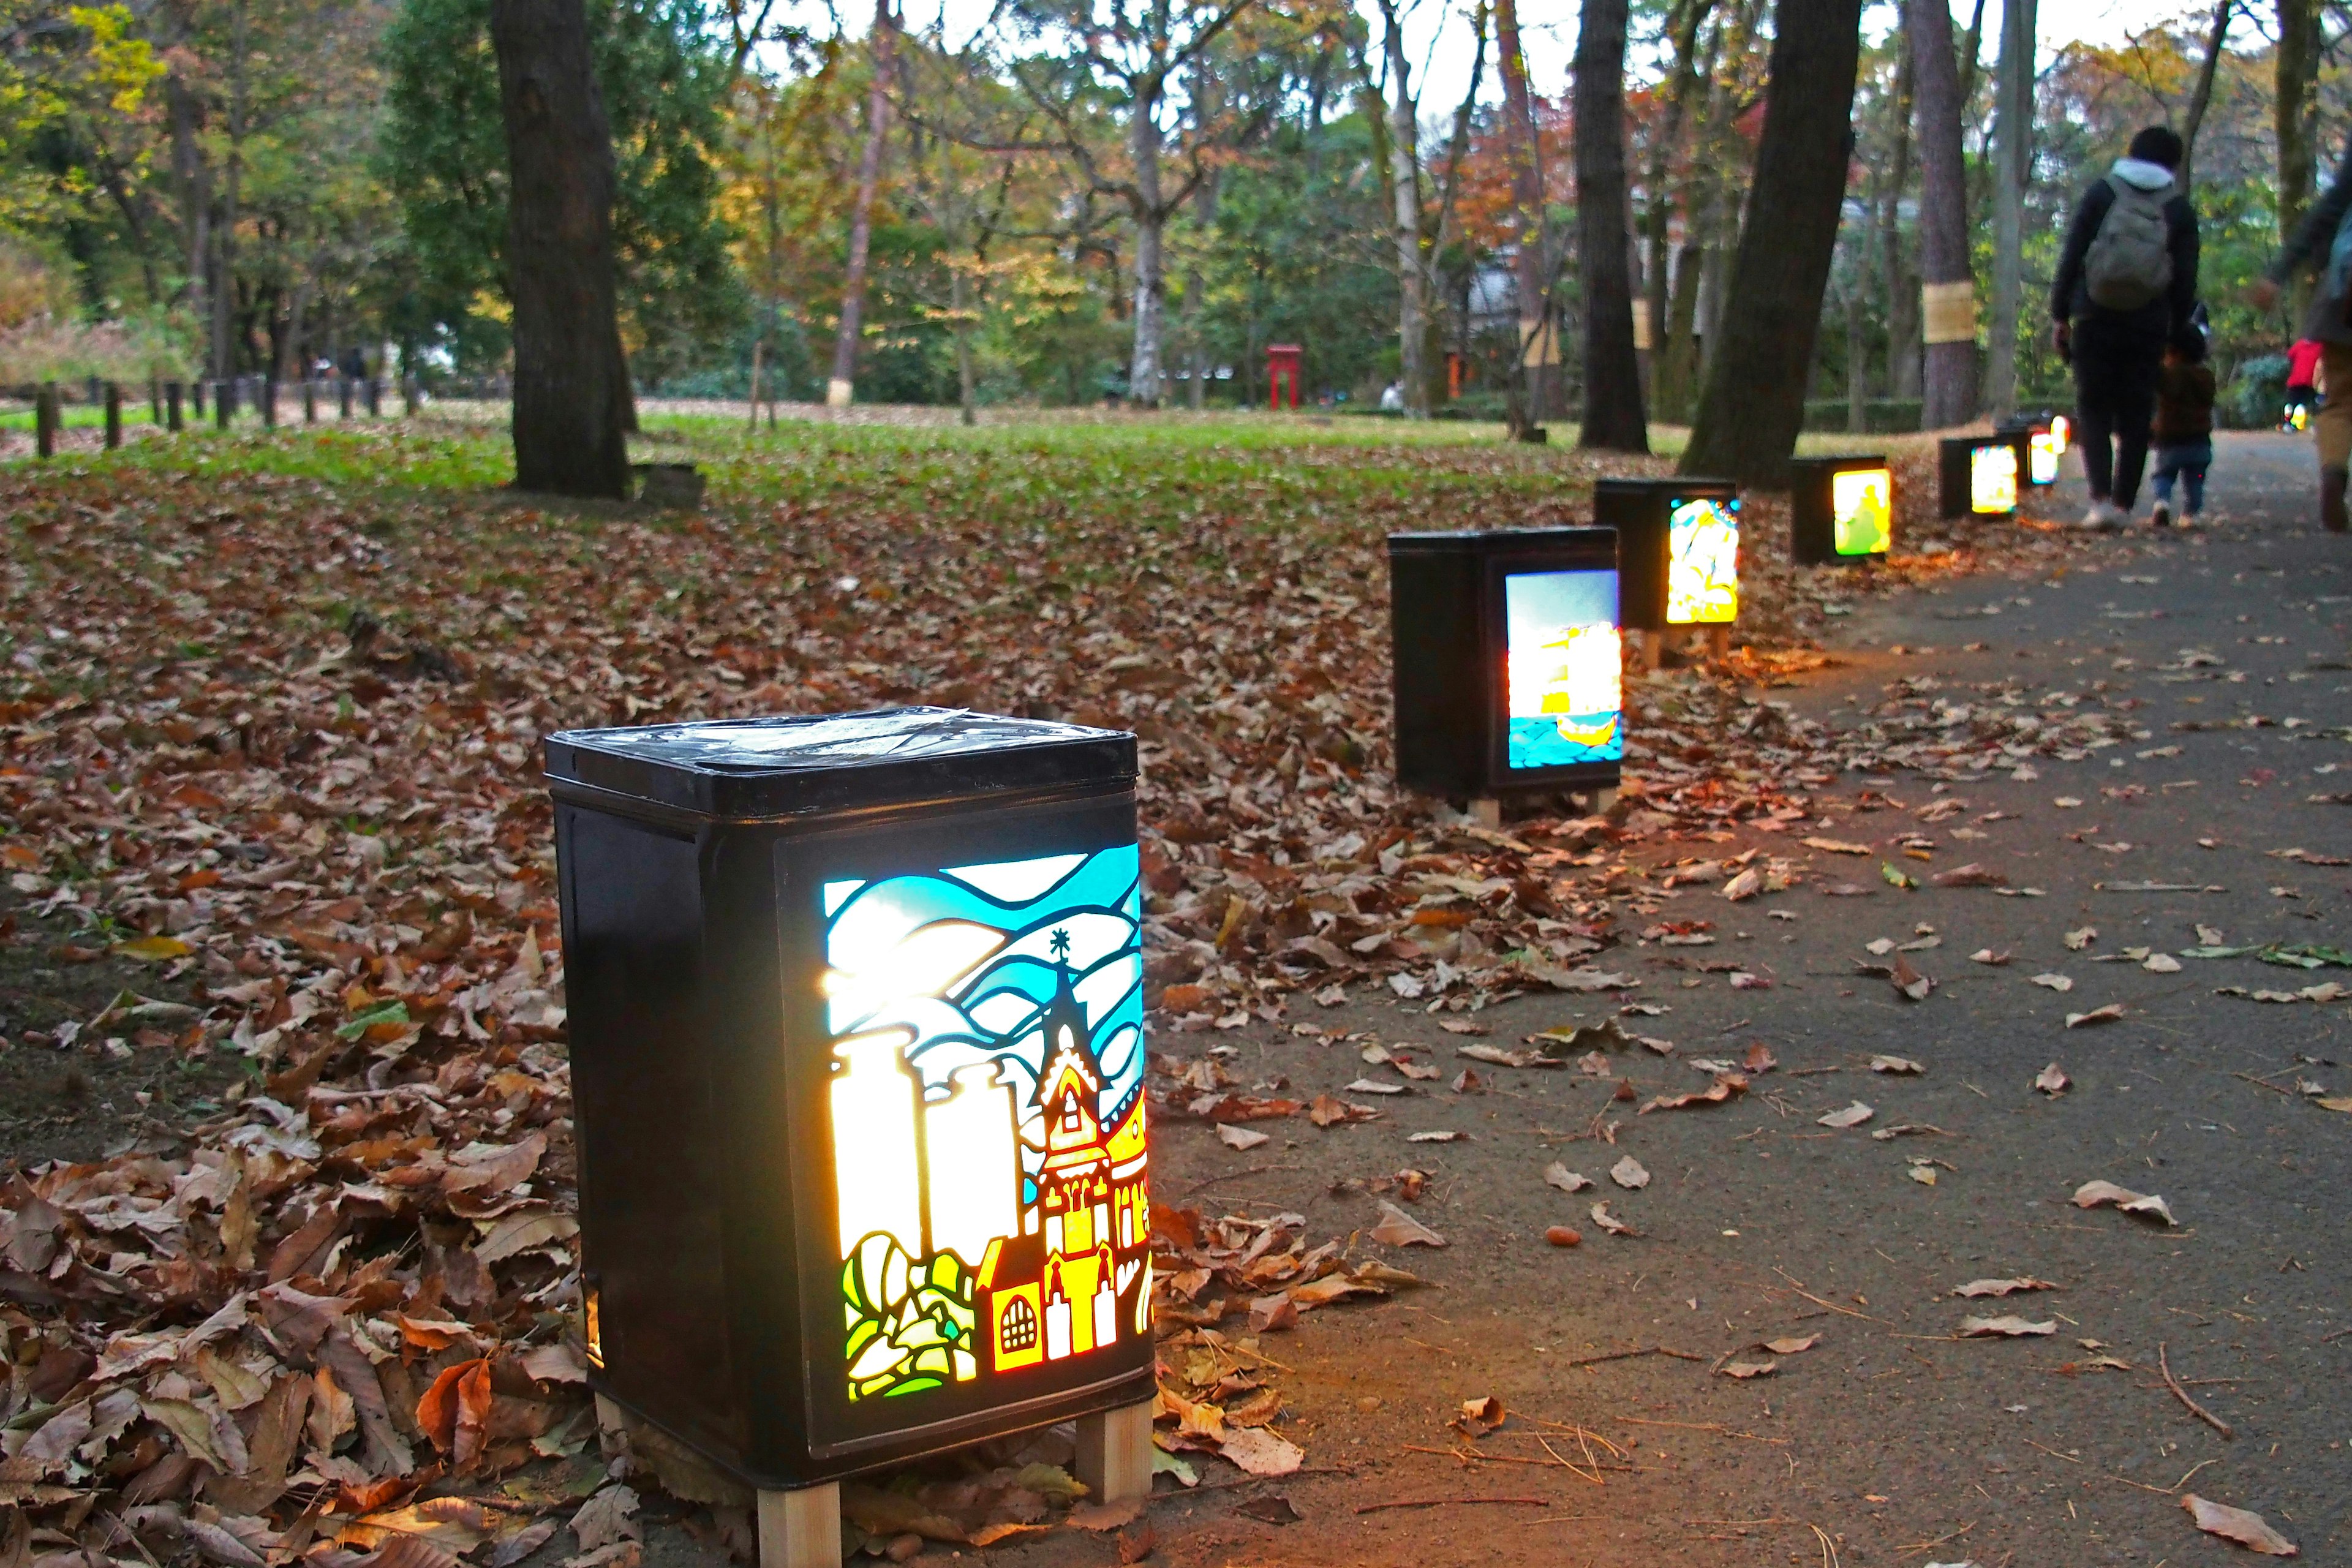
left=1343, top=1078, right=1408, bottom=1096
left=1970, top=948, right=2010, bottom=965
left=1907, top=1164, right=1939, bottom=1186
left=2071, top=1180, right=2176, bottom=1225
left=1307, top=1094, right=1381, bottom=1127
left=1717, top=1359, right=1777, bottom=1379
left=1638, top=1071, right=1749, bottom=1114
left=1889, top=954, right=1934, bottom=1001
left=1588, top=1202, right=1635, bottom=1237
left=1067, top=1500, right=1145, bottom=1532
left=1818, top=1101, right=1875, bottom=1129
left=2030, top=972, right=2075, bottom=992
left=1881, top=862, right=1918, bottom=890
left=1869, top=1055, right=1924, bottom=1074
left=1231, top=1495, right=1301, bottom=1525
left=1368, top=1200, right=1446, bottom=1248
left=1609, top=1156, right=1650, bottom=1190
left=1458, top=1043, right=1554, bottom=1069
left=1959, top=1315, right=2058, bottom=1338
left=1216, top=1125, right=1272, bottom=1152
left=1743, top=1042, right=1777, bottom=1072
left=1450, top=1395, right=1506, bottom=1437
left=111, top=934, right=193, bottom=962
left=1215, top=1426, right=1304, bottom=1477
left=1953, top=1278, right=2059, bottom=1298
left=1803, top=837, right=1873, bottom=855
left=2035, top=1064, right=2070, bottom=1096
left=1929, top=863, right=2007, bottom=888
left=2065, top=1003, right=2125, bottom=1028
left=2064, top=926, right=2097, bottom=951
left=1543, top=1163, right=1593, bottom=1193
left=1721, top=867, right=1762, bottom=902
left=570, top=1487, right=641, bottom=1553
left=2180, top=1495, right=2298, bottom=1556
left=2143, top=952, right=2183, bottom=973
left=1404, top=1129, right=1461, bottom=1144
left=1761, top=1335, right=1820, bottom=1355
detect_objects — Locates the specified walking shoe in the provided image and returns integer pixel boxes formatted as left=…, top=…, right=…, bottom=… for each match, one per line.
left=2073, top=502, right=2113, bottom=530
left=2327, top=467, right=2351, bottom=533
left=2150, top=500, right=2173, bottom=528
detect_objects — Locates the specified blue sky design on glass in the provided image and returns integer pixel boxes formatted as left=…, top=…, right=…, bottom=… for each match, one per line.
left=1502, top=568, right=1623, bottom=771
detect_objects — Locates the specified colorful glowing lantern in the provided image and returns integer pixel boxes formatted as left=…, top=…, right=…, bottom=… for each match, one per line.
left=1789, top=454, right=1893, bottom=565
left=1939, top=435, right=2019, bottom=520
left=548, top=710, right=1153, bottom=1563
left=1389, top=527, right=1624, bottom=802
left=1997, top=414, right=2062, bottom=488
left=1596, top=476, right=1740, bottom=630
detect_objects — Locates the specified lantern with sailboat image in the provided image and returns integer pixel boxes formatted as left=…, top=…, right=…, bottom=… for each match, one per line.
left=1389, top=526, right=1624, bottom=804
left=547, top=709, right=1154, bottom=1566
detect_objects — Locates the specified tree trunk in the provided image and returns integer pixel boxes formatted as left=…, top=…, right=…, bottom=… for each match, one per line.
left=1985, top=0, right=2034, bottom=417
left=167, top=75, right=208, bottom=323
left=214, top=0, right=246, bottom=382
left=1910, top=0, right=1974, bottom=429
left=1128, top=93, right=1167, bottom=407
left=2278, top=0, right=2321, bottom=248
left=1496, top=0, right=1550, bottom=424
left=951, top=262, right=976, bottom=425
left=1679, top=0, right=1864, bottom=483
left=1845, top=274, right=1867, bottom=432
left=1185, top=170, right=1219, bottom=410
left=1879, top=10, right=1917, bottom=399
left=829, top=0, right=895, bottom=408
left=1381, top=10, right=1428, bottom=418
left=489, top=0, right=632, bottom=498
left=1657, top=238, right=1703, bottom=419
left=2177, top=0, right=2232, bottom=187
left=1637, top=0, right=1709, bottom=424
left=747, top=338, right=763, bottom=429
left=1572, top=0, right=1646, bottom=450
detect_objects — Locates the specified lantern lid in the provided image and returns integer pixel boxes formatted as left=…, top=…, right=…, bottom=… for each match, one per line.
left=1594, top=475, right=1736, bottom=496
left=1387, top=525, right=1616, bottom=554
left=545, top=707, right=1136, bottom=821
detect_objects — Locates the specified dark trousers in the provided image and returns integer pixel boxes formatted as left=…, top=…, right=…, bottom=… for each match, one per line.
left=2071, top=316, right=2164, bottom=510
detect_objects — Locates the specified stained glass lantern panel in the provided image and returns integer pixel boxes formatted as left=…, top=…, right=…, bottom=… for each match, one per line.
left=1789, top=456, right=1891, bottom=565
left=1596, top=477, right=1738, bottom=631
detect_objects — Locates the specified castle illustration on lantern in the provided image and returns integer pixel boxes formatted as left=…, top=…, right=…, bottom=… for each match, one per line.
left=824, top=848, right=1148, bottom=1403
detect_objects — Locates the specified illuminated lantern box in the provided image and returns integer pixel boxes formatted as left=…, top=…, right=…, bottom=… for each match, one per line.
left=1938, top=434, right=2019, bottom=520
left=547, top=710, right=1154, bottom=1563
left=1788, top=454, right=1893, bottom=565
left=1997, top=413, right=2064, bottom=488
left=1596, top=476, right=1741, bottom=635
left=1389, top=527, right=1624, bottom=811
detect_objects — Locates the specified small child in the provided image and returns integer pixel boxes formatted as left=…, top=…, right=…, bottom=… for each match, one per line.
left=2150, top=328, right=2215, bottom=527
left=2284, top=337, right=2323, bottom=431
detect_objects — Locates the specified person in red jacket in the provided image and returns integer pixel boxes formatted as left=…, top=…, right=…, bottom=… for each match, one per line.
left=2284, top=337, right=2323, bottom=431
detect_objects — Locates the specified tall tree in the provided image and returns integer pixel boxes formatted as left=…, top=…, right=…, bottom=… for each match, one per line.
left=1985, top=0, right=2034, bottom=417
left=1495, top=0, right=1550, bottom=425
left=1370, top=0, right=1428, bottom=415
left=1572, top=0, right=1644, bottom=450
left=828, top=0, right=895, bottom=407
left=2277, top=0, right=2320, bottom=251
left=489, top=0, right=631, bottom=496
left=1679, top=0, right=1863, bottom=482
left=1636, top=0, right=1710, bottom=420
left=2176, top=0, right=2233, bottom=187
left=1909, top=0, right=1973, bottom=429
left=1876, top=17, right=1917, bottom=399
left=1005, top=0, right=1267, bottom=407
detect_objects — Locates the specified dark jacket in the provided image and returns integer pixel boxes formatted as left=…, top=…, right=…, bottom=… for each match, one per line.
left=2050, top=164, right=2199, bottom=343
left=2266, top=136, right=2352, bottom=346
left=2152, top=360, right=2215, bottom=445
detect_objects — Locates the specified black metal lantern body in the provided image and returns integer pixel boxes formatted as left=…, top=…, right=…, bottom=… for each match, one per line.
left=1389, top=527, right=1624, bottom=799
left=1593, top=477, right=1741, bottom=631
left=548, top=710, right=1154, bottom=1493
left=1788, top=455, right=1893, bottom=566
left=1938, top=435, right=2020, bottom=520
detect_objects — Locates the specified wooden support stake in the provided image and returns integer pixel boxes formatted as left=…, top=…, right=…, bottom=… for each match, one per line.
left=1074, top=1400, right=1155, bottom=1506
left=1583, top=786, right=1618, bottom=817
left=756, top=1484, right=842, bottom=1568
left=1467, top=797, right=1503, bottom=830
left=1704, top=625, right=1732, bottom=660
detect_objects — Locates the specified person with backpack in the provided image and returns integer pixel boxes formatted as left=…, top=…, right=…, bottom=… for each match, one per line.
left=2049, top=126, right=2201, bottom=531
left=2252, top=132, right=2352, bottom=533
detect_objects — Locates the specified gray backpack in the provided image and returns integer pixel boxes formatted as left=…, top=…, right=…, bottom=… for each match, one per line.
left=2084, top=174, right=2174, bottom=311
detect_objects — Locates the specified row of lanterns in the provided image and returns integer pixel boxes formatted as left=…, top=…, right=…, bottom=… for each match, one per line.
left=537, top=412, right=2070, bottom=1562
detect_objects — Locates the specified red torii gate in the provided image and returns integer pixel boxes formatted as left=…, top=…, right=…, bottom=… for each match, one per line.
left=1265, top=344, right=1302, bottom=410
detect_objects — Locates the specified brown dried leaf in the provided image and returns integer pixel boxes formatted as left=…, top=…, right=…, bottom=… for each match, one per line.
left=2071, top=1180, right=2176, bottom=1225
left=1959, top=1315, right=2058, bottom=1338
left=2180, top=1495, right=2298, bottom=1556
left=1368, top=1200, right=1445, bottom=1248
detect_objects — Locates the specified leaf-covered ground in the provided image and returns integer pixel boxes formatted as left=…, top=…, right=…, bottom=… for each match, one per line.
left=9, top=412, right=2312, bottom=1567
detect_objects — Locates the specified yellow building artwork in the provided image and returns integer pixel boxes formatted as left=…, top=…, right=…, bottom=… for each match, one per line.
left=825, top=848, right=1149, bottom=1403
